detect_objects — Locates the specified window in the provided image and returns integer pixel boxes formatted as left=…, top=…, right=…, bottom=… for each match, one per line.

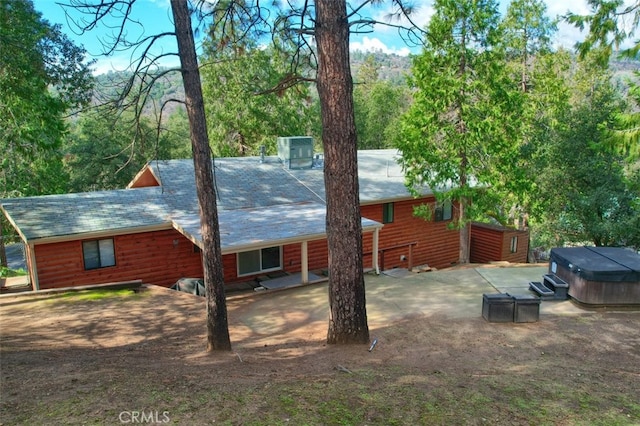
left=82, top=239, right=116, bottom=270
left=382, top=202, right=394, bottom=224
left=435, top=200, right=452, bottom=222
left=237, top=246, right=282, bottom=276
left=510, top=236, right=518, bottom=253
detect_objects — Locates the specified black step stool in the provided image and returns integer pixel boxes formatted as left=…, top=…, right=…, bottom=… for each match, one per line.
left=543, top=274, right=569, bottom=300
left=529, top=281, right=555, bottom=300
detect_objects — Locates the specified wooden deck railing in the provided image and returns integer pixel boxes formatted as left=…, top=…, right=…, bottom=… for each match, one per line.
left=365, top=242, right=417, bottom=272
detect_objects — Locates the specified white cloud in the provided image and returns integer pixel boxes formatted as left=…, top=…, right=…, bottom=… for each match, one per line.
left=545, top=0, right=591, bottom=18
left=350, top=36, right=412, bottom=56
left=553, top=23, right=587, bottom=51
left=348, top=2, right=433, bottom=56
left=546, top=0, right=637, bottom=51
left=349, top=0, right=637, bottom=57
left=90, top=57, right=133, bottom=75
left=544, top=0, right=590, bottom=50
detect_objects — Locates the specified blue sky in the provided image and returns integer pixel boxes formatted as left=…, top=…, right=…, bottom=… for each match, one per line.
left=32, top=0, right=602, bottom=75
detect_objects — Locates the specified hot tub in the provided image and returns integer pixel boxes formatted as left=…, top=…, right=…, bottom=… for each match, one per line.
left=549, top=247, right=640, bottom=306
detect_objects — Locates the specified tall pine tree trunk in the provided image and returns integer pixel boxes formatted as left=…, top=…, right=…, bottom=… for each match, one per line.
left=316, top=0, right=369, bottom=344
left=171, top=0, right=231, bottom=351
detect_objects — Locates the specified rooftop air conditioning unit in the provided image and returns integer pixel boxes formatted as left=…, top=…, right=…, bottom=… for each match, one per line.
left=277, top=136, right=314, bottom=169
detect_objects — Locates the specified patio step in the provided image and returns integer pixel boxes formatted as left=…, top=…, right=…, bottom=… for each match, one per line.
left=529, top=281, right=555, bottom=300
left=543, top=273, right=569, bottom=300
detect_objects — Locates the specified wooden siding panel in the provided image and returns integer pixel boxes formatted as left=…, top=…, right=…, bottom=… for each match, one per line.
left=35, top=230, right=203, bottom=289
left=280, top=241, right=329, bottom=273
left=362, top=198, right=459, bottom=270
left=308, top=240, right=329, bottom=271
left=128, top=167, right=159, bottom=188
left=470, top=225, right=503, bottom=263
left=283, top=244, right=302, bottom=271
left=222, top=253, right=237, bottom=283
left=220, top=241, right=329, bottom=285
left=34, top=197, right=462, bottom=289
left=499, top=230, right=529, bottom=263
left=470, top=223, right=528, bottom=263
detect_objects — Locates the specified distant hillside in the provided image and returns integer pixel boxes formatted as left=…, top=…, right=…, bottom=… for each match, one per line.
left=90, top=53, right=636, bottom=118
left=91, top=52, right=412, bottom=116
left=93, top=71, right=186, bottom=118
left=611, top=59, right=639, bottom=86
left=351, top=50, right=412, bottom=84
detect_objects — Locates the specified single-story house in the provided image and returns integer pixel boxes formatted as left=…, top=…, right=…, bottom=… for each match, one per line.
left=1, top=145, right=461, bottom=291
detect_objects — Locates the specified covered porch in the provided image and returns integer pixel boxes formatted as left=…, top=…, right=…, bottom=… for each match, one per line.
left=172, top=202, right=384, bottom=287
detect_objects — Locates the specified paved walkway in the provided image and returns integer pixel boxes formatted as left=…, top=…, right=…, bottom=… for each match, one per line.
left=4, top=243, right=26, bottom=270
left=230, top=265, right=588, bottom=335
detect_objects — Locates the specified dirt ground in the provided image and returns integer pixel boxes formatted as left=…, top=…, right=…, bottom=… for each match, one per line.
left=1, top=283, right=639, bottom=425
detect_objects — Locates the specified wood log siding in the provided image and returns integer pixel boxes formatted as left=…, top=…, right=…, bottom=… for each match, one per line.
left=221, top=240, right=330, bottom=285
left=34, top=197, right=462, bottom=289
left=34, top=229, right=203, bottom=289
left=470, top=223, right=529, bottom=263
left=221, top=198, right=460, bottom=283
left=282, top=241, right=329, bottom=272
left=361, top=198, right=459, bottom=270
left=128, top=167, right=159, bottom=188
left=470, top=225, right=502, bottom=263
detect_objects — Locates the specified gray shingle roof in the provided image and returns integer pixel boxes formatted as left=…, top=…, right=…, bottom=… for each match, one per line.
left=286, top=149, right=422, bottom=203
left=172, top=202, right=382, bottom=253
left=1, top=187, right=170, bottom=241
left=148, top=157, right=324, bottom=212
left=1, top=149, right=421, bottom=245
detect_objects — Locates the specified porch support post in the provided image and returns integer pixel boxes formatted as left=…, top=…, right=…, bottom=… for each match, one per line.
left=301, top=240, right=309, bottom=283
left=372, top=228, right=380, bottom=274
left=28, top=243, right=39, bottom=291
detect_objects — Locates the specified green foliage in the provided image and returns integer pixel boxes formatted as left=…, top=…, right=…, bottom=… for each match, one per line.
left=501, top=0, right=556, bottom=59
left=531, top=58, right=640, bottom=248
left=565, top=0, right=640, bottom=65
left=0, top=266, right=27, bottom=278
left=62, top=110, right=189, bottom=191
left=607, top=69, right=640, bottom=161
left=162, top=108, right=192, bottom=159
left=0, top=0, right=93, bottom=199
left=92, top=70, right=186, bottom=118
left=0, top=0, right=93, bottom=253
left=565, top=1, right=640, bottom=163
left=499, top=0, right=569, bottom=227
left=353, top=54, right=411, bottom=149
left=200, top=14, right=318, bottom=157
left=517, top=50, right=573, bottom=227
left=395, top=0, right=523, bottom=230
left=501, top=0, right=556, bottom=94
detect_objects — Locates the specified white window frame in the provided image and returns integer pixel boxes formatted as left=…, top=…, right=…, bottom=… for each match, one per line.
left=510, top=236, right=518, bottom=253
left=82, top=238, right=116, bottom=270
left=237, top=246, right=282, bottom=277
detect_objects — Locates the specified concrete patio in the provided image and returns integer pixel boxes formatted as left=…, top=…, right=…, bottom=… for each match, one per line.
left=229, top=264, right=589, bottom=336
